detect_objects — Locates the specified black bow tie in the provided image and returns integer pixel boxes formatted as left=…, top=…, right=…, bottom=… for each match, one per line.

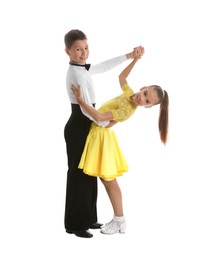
left=69, top=62, right=91, bottom=71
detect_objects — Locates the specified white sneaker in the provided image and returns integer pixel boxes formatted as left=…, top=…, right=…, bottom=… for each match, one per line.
left=100, top=219, right=126, bottom=234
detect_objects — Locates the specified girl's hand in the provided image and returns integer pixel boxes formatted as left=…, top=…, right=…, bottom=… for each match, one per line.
left=71, top=84, right=82, bottom=102
left=105, top=120, right=117, bottom=128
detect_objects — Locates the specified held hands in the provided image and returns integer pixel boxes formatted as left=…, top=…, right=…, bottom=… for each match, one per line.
left=127, top=45, right=145, bottom=60
left=133, top=46, right=145, bottom=60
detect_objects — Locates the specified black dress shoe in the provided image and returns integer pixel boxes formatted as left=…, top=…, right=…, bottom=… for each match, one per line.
left=89, top=222, right=103, bottom=229
left=66, top=229, right=93, bottom=238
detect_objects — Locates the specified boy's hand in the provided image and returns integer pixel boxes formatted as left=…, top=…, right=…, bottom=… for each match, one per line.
left=71, top=84, right=82, bottom=102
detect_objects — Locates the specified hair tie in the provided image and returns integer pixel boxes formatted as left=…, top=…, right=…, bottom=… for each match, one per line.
left=162, top=90, right=165, bottom=99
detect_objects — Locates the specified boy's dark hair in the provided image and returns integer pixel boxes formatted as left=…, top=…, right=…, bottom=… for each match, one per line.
left=64, top=29, right=87, bottom=49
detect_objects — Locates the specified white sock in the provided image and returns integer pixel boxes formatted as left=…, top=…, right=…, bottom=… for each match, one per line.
left=113, top=215, right=125, bottom=222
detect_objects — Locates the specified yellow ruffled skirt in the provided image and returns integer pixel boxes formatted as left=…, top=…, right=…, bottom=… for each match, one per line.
left=78, top=123, right=128, bottom=181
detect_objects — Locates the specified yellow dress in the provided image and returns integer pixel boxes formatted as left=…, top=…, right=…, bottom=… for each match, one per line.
left=78, top=83, right=138, bottom=181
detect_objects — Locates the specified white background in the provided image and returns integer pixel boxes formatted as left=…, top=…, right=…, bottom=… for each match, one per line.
left=0, top=0, right=206, bottom=259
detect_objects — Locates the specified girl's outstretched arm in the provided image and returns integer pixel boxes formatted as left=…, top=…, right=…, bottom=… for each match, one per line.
left=119, top=46, right=144, bottom=87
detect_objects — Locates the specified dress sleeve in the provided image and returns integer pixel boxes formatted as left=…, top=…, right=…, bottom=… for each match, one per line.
left=111, top=107, right=134, bottom=122
left=111, top=83, right=135, bottom=121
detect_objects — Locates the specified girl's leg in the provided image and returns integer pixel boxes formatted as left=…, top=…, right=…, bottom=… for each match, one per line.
left=100, top=178, right=123, bottom=216
left=100, top=178, right=126, bottom=234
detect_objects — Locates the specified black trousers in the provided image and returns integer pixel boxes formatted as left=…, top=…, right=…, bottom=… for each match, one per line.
left=64, top=104, right=98, bottom=231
